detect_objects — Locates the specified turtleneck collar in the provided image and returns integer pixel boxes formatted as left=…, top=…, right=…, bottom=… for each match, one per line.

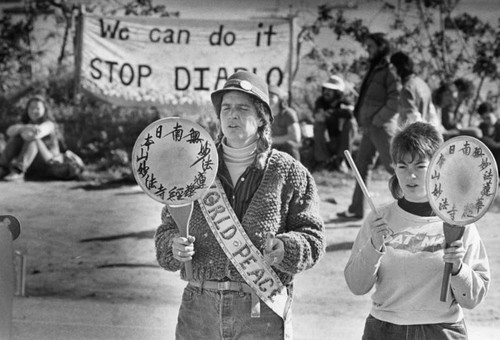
left=398, top=197, right=435, bottom=217
left=222, top=139, right=257, bottom=164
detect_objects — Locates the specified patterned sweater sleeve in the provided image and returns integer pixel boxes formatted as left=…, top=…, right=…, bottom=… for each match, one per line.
left=344, top=212, right=385, bottom=295
left=154, top=205, right=183, bottom=272
left=275, top=161, right=325, bottom=275
left=450, top=224, right=490, bottom=309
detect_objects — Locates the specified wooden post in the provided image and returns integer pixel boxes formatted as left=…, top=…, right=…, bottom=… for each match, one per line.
left=73, top=4, right=85, bottom=104
left=287, top=13, right=295, bottom=107
left=0, top=221, right=15, bottom=339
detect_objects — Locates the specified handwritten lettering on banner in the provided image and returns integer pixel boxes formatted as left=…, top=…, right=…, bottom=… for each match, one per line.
left=131, top=118, right=218, bottom=205
left=427, top=137, right=498, bottom=225
left=78, top=14, right=292, bottom=106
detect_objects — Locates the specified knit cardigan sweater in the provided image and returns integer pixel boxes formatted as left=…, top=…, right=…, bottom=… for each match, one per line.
left=155, top=149, right=325, bottom=285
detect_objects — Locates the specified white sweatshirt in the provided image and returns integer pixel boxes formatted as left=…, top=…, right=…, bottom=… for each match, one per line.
left=344, top=201, right=490, bottom=325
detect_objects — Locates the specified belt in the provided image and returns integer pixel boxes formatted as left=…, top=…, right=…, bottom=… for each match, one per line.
left=189, top=280, right=261, bottom=317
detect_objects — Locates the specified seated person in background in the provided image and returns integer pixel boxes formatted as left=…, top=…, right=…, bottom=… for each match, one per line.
left=389, top=51, right=441, bottom=129
left=433, top=78, right=482, bottom=140
left=312, top=75, right=356, bottom=171
left=269, top=85, right=302, bottom=161
left=477, top=101, right=500, bottom=172
left=0, top=95, right=61, bottom=181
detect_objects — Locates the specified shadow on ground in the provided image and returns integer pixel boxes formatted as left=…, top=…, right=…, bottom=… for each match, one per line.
left=80, top=229, right=155, bottom=242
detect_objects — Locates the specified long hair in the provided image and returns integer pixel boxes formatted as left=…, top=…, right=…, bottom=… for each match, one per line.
left=216, top=96, right=272, bottom=169
left=388, top=122, right=443, bottom=199
left=366, top=32, right=391, bottom=66
left=21, top=95, right=54, bottom=124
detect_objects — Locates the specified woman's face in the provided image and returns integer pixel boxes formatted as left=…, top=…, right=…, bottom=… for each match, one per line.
left=27, top=100, right=46, bottom=122
left=394, top=153, right=430, bottom=202
left=220, top=91, right=263, bottom=148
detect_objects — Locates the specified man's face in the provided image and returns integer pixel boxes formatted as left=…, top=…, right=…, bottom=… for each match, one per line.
left=220, top=91, right=262, bottom=148
left=323, top=88, right=341, bottom=102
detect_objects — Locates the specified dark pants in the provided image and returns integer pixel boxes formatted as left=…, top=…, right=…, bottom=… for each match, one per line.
left=313, top=118, right=357, bottom=163
left=362, top=314, right=468, bottom=340
left=348, top=124, right=395, bottom=217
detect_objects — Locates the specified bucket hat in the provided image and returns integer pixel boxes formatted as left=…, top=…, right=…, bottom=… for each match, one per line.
left=322, top=75, right=345, bottom=93
left=211, top=71, right=273, bottom=122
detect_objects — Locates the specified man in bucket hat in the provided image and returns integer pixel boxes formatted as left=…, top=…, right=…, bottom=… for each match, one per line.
left=155, top=70, right=325, bottom=339
left=312, top=74, right=357, bottom=172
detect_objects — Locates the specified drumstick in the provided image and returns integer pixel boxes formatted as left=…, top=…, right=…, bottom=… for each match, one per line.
left=344, top=150, right=378, bottom=214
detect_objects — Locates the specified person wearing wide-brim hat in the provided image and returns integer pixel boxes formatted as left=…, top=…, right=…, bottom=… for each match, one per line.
left=312, top=74, right=357, bottom=172
left=155, top=70, right=325, bottom=339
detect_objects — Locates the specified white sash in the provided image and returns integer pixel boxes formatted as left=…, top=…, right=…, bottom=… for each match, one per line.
left=198, top=178, right=290, bottom=319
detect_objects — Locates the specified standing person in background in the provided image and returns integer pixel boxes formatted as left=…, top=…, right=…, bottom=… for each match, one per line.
left=155, top=71, right=325, bottom=340
left=0, top=95, right=61, bottom=181
left=269, top=85, right=302, bottom=161
left=433, top=78, right=482, bottom=140
left=337, top=32, right=400, bottom=220
left=477, top=101, right=500, bottom=173
left=344, top=122, right=490, bottom=340
left=389, top=51, right=441, bottom=129
left=312, top=75, right=356, bottom=172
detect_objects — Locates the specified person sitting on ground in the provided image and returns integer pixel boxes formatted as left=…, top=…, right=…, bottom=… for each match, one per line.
left=312, top=75, right=356, bottom=171
left=477, top=101, right=500, bottom=173
left=0, top=95, right=61, bottom=181
left=269, top=85, right=302, bottom=161
left=389, top=51, right=441, bottom=129
left=432, top=78, right=482, bottom=140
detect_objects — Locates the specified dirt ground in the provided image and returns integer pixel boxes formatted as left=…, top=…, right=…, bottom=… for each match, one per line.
left=1, top=171, right=500, bottom=338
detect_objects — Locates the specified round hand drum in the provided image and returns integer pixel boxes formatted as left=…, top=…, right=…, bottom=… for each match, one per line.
left=426, top=136, right=498, bottom=301
left=131, top=117, right=219, bottom=279
left=131, top=117, right=218, bottom=206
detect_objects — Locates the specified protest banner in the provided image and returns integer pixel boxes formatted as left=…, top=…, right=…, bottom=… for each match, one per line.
left=75, top=12, right=294, bottom=107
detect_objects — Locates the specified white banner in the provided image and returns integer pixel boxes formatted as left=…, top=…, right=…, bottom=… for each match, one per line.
left=78, top=13, right=292, bottom=107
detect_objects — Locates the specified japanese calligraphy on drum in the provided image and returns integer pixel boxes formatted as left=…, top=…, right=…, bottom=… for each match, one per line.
left=131, top=117, right=218, bottom=205
left=426, top=136, right=498, bottom=225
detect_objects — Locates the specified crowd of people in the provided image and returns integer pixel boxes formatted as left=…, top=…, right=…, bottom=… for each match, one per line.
left=268, top=33, right=499, bottom=213
left=154, top=70, right=491, bottom=340
left=1, top=29, right=498, bottom=340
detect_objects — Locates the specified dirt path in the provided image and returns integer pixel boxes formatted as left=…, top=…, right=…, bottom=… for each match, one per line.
left=1, top=176, right=499, bottom=339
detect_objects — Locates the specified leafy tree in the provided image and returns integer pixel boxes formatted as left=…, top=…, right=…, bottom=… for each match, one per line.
left=296, top=0, right=500, bottom=124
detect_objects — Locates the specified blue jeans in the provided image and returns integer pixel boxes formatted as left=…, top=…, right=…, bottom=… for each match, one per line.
left=348, top=124, right=396, bottom=217
left=176, top=284, right=291, bottom=340
left=0, top=135, right=53, bottom=176
left=362, top=315, right=468, bottom=340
